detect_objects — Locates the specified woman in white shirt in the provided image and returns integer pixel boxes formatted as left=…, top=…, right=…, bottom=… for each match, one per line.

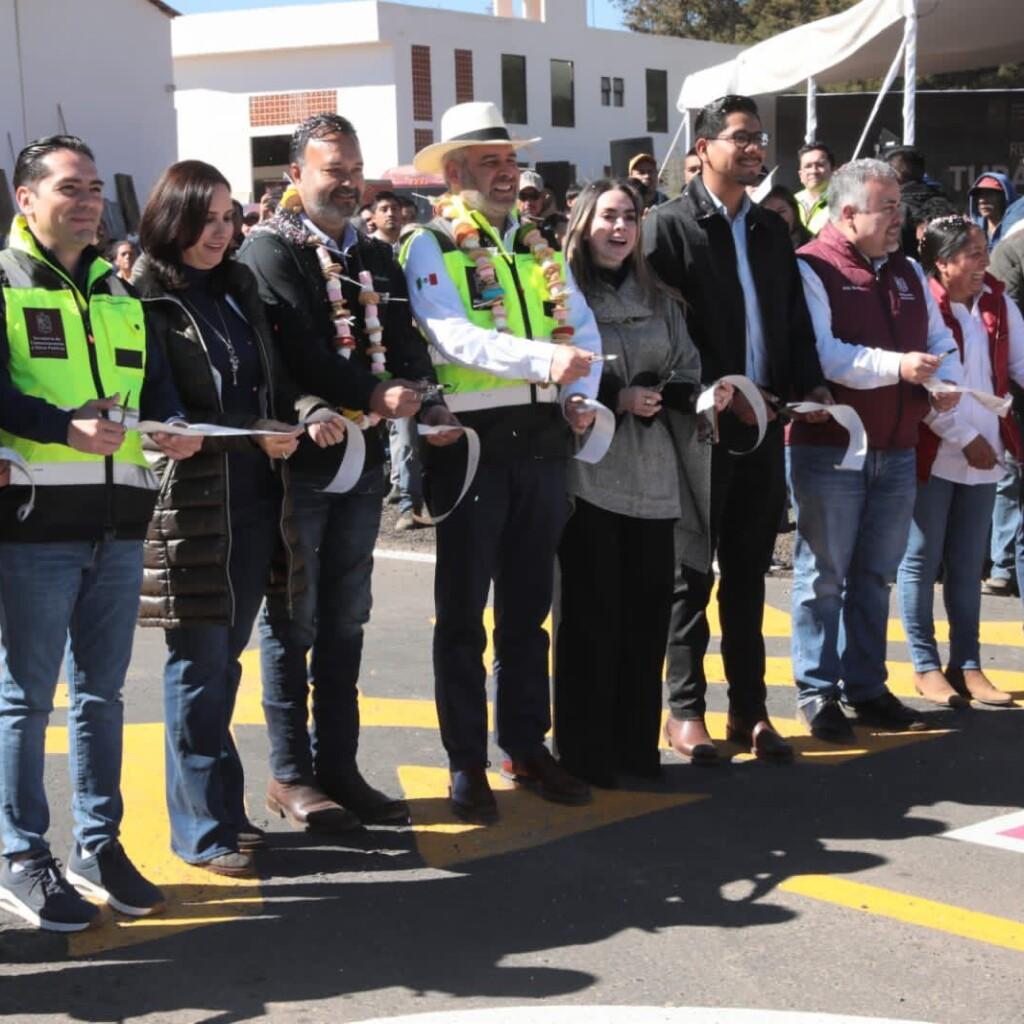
left=898, top=216, right=1024, bottom=707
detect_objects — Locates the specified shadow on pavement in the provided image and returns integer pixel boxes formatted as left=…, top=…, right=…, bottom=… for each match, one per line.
left=0, top=705, right=1021, bottom=1021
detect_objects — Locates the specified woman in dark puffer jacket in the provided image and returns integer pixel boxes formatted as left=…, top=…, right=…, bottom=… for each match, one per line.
left=134, top=160, right=345, bottom=877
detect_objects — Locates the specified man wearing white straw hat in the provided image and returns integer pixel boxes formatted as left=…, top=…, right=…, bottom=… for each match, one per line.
left=401, top=101, right=601, bottom=823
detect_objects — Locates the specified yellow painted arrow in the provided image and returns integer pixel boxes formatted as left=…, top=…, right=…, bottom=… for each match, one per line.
left=398, top=765, right=707, bottom=869
left=64, top=722, right=263, bottom=958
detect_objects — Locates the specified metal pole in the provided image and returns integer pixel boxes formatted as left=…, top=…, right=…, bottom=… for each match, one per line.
left=660, top=109, right=691, bottom=176
left=902, top=0, right=918, bottom=144
left=805, top=78, right=818, bottom=145
left=851, top=36, right=907, bottom=160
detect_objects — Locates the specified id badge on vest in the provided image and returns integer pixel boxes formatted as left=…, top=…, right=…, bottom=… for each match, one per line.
left=24, top=308, right=68, bottom=359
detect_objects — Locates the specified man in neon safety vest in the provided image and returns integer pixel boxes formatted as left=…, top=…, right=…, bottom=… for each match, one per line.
left=0, top=136, right=201, bottom=933
left=401, top=102, right=602, bottom=823
left=794, top=142, right=835, bottom=237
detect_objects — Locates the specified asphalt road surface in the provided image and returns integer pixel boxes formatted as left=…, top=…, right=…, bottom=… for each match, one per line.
left=1, top=549, right=1023, bottom=1024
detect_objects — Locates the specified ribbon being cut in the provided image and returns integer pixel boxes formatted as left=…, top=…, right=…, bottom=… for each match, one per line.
left=416, top=398, right=617, bottom=524
left=134, top=408, right=366, bottom=496
left=692, top=375, right=868, bottom=472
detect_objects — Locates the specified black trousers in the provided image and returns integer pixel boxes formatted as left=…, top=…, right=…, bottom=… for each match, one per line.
left=665, top=420, right=786, bottom=722
left=554, top=498, right=675, bottom=780
left=429, top=452, right=569, bottom=770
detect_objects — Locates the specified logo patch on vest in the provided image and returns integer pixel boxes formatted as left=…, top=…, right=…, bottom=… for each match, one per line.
left=893, top=275, right=916, bottom=300
left=24, top=308, right=68, bottom=359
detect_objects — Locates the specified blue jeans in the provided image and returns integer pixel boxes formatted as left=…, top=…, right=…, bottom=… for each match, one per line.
left=897, top=476, right=997, bottom=672
left=259, top=467, right=384, bottom=785
left=0, top=540, right=143, bottom=857
left=389, top=417, right=422, bottom=514
left=989, top=460, right=1021, bottom=582
left=163, top=498, right=280, bottom=864
left=788, top=446, right=917, bottom=706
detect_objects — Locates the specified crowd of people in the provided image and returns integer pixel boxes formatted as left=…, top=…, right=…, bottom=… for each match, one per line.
left=0, top=90, right=1021, bottom=936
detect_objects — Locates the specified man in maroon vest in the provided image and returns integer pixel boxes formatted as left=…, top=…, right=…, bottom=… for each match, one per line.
left=789, top=158, right=962, bottom=742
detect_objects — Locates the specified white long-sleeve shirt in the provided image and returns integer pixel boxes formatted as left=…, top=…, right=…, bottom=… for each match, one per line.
left=798, top=257, right=963, bottom=389
left=927, top=285, right=1024, bottom=485
left=403, top=218, right=601, bottom=409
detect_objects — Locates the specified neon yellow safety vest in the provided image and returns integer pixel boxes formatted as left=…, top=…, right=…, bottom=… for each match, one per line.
left=401, top=210, right=562, bottom=412
left=795, top=188, right=829, bottom=236
left=0, top=216, right=153, bottom=494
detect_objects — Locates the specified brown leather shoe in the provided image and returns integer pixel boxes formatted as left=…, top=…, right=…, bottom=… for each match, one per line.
left=503, top=749, right=591, bottom=805
left=266, top=779, right=362, bottom=833
left=948, top=667, right=1015, bottom=707
left=913, top=670, right=970, bottom=708
left=726, top=716, right=794, bottom=764
left=664, top=717, right=718, bottom=764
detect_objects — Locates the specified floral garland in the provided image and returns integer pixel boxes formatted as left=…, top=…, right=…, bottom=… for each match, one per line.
left=433, top=193, right=574, bottom=344
left=280, top=185, right=383, bottom=427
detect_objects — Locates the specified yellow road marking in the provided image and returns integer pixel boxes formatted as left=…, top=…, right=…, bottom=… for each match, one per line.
left=68, top=723, right=262, bottom=957
left=398, top=765, right=706, bottom=869
left=781, top=874, right=1024, bottom=954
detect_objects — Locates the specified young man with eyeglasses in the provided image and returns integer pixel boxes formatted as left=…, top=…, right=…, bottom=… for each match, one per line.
left=643, top=94, right=830, bottom=766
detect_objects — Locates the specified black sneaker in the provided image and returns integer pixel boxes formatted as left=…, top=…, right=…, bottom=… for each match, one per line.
left=846, top=691, right=927, bottom=732
left=797, top=695, right=856, bottom=743
left=0, top=854, right=99, bottom=932
left=67, top=841, right=165, bottom=917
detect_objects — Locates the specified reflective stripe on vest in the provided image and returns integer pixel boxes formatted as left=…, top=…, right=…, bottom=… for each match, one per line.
left=0, top=217, right=153, bottom=487
left=24, top=461, right=157, bottom=489
left=401, top=215, right=562, bottom=410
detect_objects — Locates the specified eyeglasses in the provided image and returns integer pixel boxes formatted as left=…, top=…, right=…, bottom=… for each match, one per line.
left=518, top=191, right=541, bottom=201
left=712, top=131, right=770, bottom=150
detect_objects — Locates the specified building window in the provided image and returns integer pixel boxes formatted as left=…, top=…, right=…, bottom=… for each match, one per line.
left=646, top=68, right=668, bottom=133
left=550, top=60, right=575, bottom=128
left=612, top=77, right=624, bottom=108
left=414, top=128, right=434, bottom=153
left=412, top=45, right=433, bottom=122
left=501, top=53, right=528, bottom=125
left=600, top=77, right=611, bottom=107
left=455, top=49, right=474, bottom=104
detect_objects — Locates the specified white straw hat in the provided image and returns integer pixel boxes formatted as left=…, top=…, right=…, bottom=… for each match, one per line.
left=413, top=102, right=541, bottom=174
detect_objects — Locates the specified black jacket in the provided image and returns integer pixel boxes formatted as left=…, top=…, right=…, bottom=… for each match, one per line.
left=642, top=176, right=824, bottom=405
left=132, top=254, right=308, bottom=629
left=237, top=215, right=438, bottom=482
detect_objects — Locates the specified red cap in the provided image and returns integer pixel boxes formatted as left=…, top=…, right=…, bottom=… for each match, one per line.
left=973, top=176, right=1003, bottom=191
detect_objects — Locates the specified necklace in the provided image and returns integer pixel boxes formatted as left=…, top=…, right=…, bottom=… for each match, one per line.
left=183, top=296, right=242, bottom=387
left=433, top=193, right=574, bottom=343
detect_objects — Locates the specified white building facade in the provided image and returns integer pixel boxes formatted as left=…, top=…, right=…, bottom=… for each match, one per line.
left=0, top=0, right=178, bottom=226
left=172, top=0, right=740, bottom=201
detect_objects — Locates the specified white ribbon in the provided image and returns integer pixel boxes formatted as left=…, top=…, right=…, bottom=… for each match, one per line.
left=137, top=411, right=368, bottom=494
left=416, top=423, right=481, bottom=524
left=922, top=378, right=1013, bottom=417
left=134, top=420, right=304, bottom=438
left=0, top=447, right=35, bottom=522
left=306, top=410, right=367, bottom=495
left=572, top=398, right=617, bottom=465
left=786, top=402, right=868, bottom=472
left=696, top=374, right=769, bottom=453
left=415, top=398, right=615, bottom=524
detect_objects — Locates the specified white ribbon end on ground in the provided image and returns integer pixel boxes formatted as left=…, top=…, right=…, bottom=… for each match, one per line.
left=922, top=377, right=1013, bottom=417
left=0, top=447, right=35, bottom=521
left=786, top=402, right=868, bottom=472
left=697, top=375, right=768, bottom=453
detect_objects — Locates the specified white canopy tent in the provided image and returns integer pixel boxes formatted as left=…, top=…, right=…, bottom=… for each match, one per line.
left=668, top=0, right=1024, bottom=164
